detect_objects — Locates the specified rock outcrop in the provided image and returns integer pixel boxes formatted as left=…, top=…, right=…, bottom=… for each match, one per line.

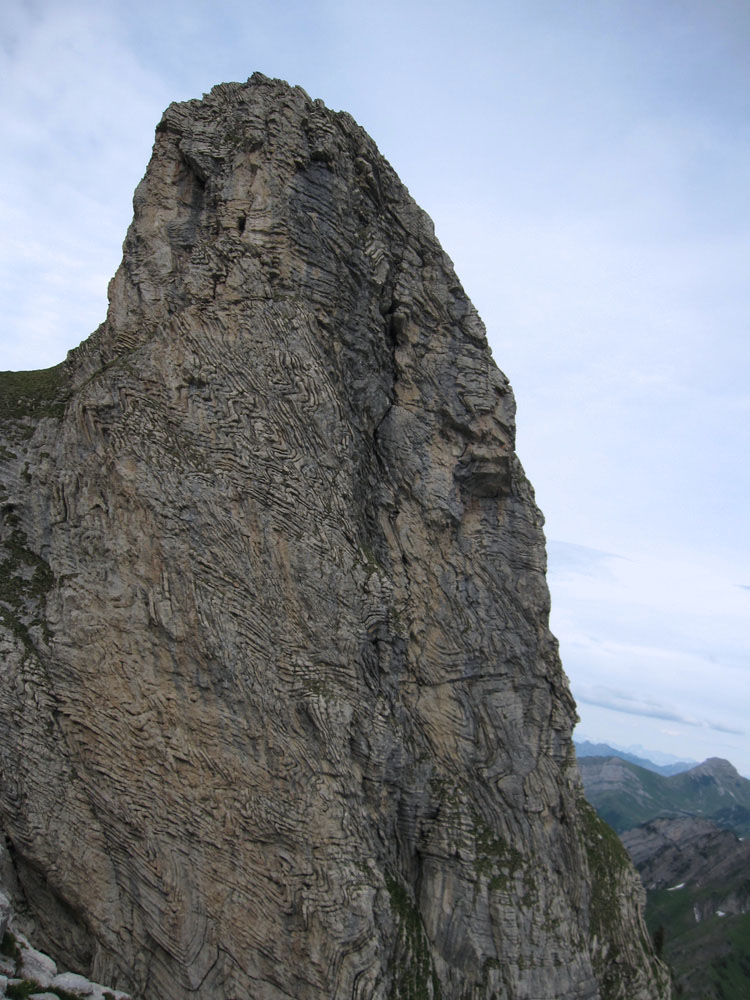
left=0, top=74, right=668, bottom=999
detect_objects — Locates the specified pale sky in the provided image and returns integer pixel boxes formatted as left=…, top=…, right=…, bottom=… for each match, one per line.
left=2, top=0, right=749, bottom=773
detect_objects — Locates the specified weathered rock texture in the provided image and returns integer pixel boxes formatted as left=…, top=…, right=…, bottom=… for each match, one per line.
left=0, top=74, right=669, bottom=1000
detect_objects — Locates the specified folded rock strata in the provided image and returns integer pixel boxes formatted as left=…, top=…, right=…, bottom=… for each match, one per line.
left=0, top=74, right=669, bottom=1000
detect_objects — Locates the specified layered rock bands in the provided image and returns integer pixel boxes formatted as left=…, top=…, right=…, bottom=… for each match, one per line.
left=0, top=74, right=669, bottom=1000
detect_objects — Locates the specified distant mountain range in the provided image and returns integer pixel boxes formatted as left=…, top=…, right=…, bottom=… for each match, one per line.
left=579, top=748, right=750, bottom=1000
left=575, top=739, right=695, bottom=775
left=578, top=754, right=750, bottom=836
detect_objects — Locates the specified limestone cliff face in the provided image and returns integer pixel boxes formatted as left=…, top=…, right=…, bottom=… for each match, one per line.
left=0, top=75, right=668, bottom=1000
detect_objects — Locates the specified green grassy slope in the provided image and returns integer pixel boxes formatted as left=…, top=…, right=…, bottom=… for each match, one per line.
left=647, top=890, right=750, bottom=999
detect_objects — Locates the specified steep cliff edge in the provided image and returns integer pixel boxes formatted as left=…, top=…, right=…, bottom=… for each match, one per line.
left=0, top=74, right=668, bottom=1000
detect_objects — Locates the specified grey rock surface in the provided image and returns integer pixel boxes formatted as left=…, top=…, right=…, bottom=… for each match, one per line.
left=0, top=74, right=669, bottom=999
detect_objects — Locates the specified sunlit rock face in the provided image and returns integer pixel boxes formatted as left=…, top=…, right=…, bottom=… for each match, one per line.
left=0, top=74, right=669, bottom=1000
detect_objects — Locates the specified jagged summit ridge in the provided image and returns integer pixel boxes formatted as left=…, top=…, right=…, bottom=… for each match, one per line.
left=0, top=75, right=668, bottom=999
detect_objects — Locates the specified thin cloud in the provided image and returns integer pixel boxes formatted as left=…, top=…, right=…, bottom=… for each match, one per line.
left=547, top=540, right=625, bottom=582
left=577, top=688, right=745, bottom=736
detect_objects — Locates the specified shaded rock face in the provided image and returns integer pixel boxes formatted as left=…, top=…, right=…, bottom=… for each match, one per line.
left=0, top=75, right=668, bottom=1000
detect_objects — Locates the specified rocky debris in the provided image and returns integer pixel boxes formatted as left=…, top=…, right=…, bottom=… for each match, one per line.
left=0, top=74, right=669, bottom=999
left=0, top=887, right=129, bottom=999
left=19, top=942, right=57, bottom=987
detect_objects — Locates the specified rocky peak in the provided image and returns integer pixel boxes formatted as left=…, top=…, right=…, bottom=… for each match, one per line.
left=689, top=757, right=740, bottom=781
left=0, top=75, right=668, bottom=999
